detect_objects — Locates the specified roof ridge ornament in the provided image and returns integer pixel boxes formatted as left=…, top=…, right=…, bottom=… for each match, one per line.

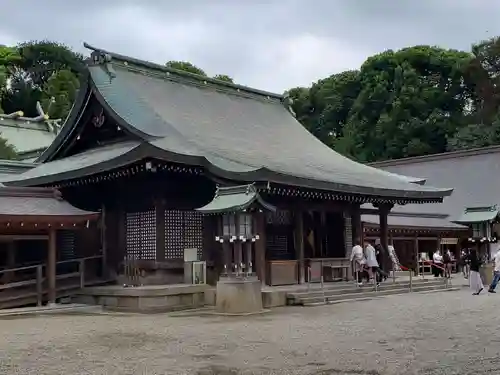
left=90, top=50, right=116, bottom=81
left=282, top=92, right=296, bottom=117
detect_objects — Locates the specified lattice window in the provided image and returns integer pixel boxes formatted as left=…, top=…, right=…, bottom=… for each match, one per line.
left=239, top=213, right=253, bottom=237
left=126, top=209, right=156, bottom=260
left=266, top=210, right=291, bottom=225
left=165, top=210, right=203, bottom=259
left=184, top=211, right=203, bottom=259
left=57, top=230, right=76, bottom=261
left=222, top=214, right=236, bottom=236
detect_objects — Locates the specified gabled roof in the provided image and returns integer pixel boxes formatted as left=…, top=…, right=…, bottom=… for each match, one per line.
left=362, top=212, right=467, bottom=230
left=454, top=205, right=499, bottom=224
left=197, top=184, right=276, bottom=214
left=369, top=145, right=500, bottom=220
left=0, top=186, right=98, bottom=222
left=4, top=43, right=453, bottom=203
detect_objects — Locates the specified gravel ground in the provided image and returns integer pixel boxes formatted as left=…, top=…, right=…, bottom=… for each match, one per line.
left=1, top=288, right=500, bottom=375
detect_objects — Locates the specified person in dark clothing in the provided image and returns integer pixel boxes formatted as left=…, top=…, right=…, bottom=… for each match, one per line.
left=374, top=240, right=388, bottom=281
left=469, top=249, right=484, bottom=295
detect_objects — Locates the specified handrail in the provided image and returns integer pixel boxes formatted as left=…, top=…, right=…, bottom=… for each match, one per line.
left=0, top=255, right=103, bottom=275
left=421, top=260, right=446, bottom=271
left=0, top=264, right=41, bottom=275
left=0, top=255, right=104, bottom=308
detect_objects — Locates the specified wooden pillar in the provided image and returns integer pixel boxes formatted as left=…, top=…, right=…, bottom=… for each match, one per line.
left=47, top=228, right=57, bottom=304
left=294, top=210, right=305, bottom=284
left=254, top=211, right=266, bottom=285
left=234, top=214, right=243, bottom=274
left=377, top=203, right=393, bottom=271
left=414, top=235, right=419, bottom=274
left=351, top=204, right=362, bottom=245
left=100, top=204, right=108, bottom=277
left=155, top=200, right=166, bottom=262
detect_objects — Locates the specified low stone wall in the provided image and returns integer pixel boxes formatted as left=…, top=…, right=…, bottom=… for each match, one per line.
left=204, top=288, right=289, bottom=309
left=75, top=284, right=208, bottom=313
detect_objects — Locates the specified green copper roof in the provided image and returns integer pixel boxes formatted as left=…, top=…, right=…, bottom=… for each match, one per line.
left=0, top=102, right=60, bottom=154
left=197, top=184, right=276, bottom=214
left=3, top=44, right=454, bottom=203
left=453, top=205, right=499, bottom=224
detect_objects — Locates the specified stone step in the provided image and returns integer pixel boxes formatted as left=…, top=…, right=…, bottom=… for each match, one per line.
left=297, top=284, right=452, bottom=306
left=287, top=280, right=448, bottom=300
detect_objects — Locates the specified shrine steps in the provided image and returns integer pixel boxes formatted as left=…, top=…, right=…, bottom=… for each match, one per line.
left=287, top=279, right=457, bottom=306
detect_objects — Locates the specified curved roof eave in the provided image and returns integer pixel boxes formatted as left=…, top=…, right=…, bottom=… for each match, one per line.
left=37, top=71, right=93, bottom=163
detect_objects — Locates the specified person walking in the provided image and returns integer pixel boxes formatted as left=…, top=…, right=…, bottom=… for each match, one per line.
left=461, top=248, right=470, bottom=279
left=488, top=246, right=500, bottom=293
left=432, top=249, right=444, bottom=277
left=374, top=239, right=388, bottom=281
left=364, top=241, right=381, bottom=286
left=443, top=248, right=452, bottom=279
left=350, top=239, right=367, bottom=286
left=469, top=249, right=484, bottom=295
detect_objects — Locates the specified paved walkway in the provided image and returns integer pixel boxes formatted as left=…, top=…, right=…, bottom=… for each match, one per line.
left=0, top=286, right=498, bottom=374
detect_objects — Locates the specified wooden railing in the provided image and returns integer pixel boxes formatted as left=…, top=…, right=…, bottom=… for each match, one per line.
left=0, top=255, right=104, bottom=309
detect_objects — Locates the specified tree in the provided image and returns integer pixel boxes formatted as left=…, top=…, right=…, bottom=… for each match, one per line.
left=165, top=61, right=207, bottom=76
left=213, top=74, right=234, bottom=83
left=1, top=41, right=83, bottom=117
left=333, top=46, right=473, bottom=162
left=41, top=69, right=80, bottom=120
left=0, top=46, right=21, bottom=114
left=15, top=40, right=84, bottom=88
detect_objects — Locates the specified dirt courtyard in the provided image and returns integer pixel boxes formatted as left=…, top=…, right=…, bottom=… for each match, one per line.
left=1, top=288, right=499, bottom=375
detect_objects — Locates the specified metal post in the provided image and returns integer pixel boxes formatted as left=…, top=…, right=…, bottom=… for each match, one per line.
left=79, top=258, right=86, bottom=289
left=36, top=265, right=43, bottom=306
left=409, top=269, right=413, bottom=292
left=307, top=267, right=311, bottom=292
left=321, top=275, right=326, bottom=303
left=392, top=267, right=396, bottom=283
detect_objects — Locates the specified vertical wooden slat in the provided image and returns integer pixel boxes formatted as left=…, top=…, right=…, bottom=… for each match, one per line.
left=47, top=228, right=57, bottom=304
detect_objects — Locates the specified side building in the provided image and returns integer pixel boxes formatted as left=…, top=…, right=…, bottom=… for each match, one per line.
left=2, top=43, right=452, bottom=289
left=367, top=146, right=500, bottom=268
left=0, top=101, right=61, bottom=161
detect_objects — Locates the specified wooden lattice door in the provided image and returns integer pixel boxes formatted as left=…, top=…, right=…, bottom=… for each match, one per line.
left=125, top=209, right=156, bottom=260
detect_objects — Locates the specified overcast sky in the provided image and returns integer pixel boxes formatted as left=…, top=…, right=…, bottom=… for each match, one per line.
left=0, top=0, right=497, bottom=93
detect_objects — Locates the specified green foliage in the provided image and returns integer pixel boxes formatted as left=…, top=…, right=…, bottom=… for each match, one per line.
left=213, top=74, right=234, bottom=83
left=41, top=69, right=79, bottom=120
left=292, top=45, right=478, bottom=162
left=0, top=134, right=17, bottom=160
left=165, top=61, right=207, bottom=76
left=1, top=41, right=83, bottom=116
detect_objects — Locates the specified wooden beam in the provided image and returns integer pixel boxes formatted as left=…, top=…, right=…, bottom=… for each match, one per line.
left=294, top=210, right=305, bottom=284
left=254, top=212, right=266, bottom=285
left=47, top=228, right=57, bottom=304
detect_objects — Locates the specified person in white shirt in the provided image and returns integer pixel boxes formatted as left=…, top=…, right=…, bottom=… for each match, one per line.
left=350, top=239, right=367, bottom=286
left=432, top=249, right=444, bottom=277
left=488, top=247, right=500, bottom=293
left=364, top=241, right=381, bottom=286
